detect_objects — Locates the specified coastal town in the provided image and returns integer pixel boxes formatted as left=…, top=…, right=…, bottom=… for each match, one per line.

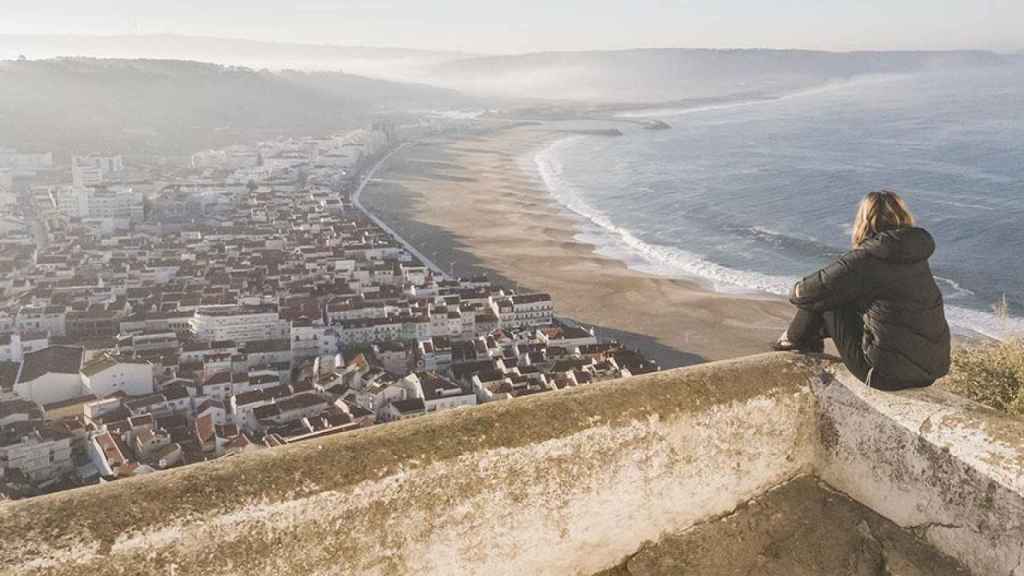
left=0, top=120, right=658, bottom=499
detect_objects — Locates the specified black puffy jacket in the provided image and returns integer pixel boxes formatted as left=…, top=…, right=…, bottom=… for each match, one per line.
left=790, top=227, right=951, bottom=385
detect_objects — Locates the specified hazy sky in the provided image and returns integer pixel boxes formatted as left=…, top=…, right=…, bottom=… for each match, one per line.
left=4, top=0, right=1022, bottom=54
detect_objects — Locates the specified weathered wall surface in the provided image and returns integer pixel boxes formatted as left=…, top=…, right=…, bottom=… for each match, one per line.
left=0, top=353, right=822, bottom=576
left=816, top=368, right=1024, bottom=576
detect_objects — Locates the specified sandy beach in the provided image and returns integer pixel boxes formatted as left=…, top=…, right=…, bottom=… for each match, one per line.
left=361, top=123, right=797, bottom=366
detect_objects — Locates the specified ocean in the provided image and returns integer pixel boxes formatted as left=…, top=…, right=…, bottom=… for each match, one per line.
left=533, top=67, right=1024, bottom=340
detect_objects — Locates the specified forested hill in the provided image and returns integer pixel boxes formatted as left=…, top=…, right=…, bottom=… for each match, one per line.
left=0, top=58, right=468, bottom=157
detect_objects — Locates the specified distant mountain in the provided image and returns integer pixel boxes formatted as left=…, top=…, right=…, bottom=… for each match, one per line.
left=430, top=48, right=1010, bottom=103
left=6, top=36, right=1012, bottom=106
left=0, top=58, right=469, bottom=157
left=0, top=34, right=475, bottom=80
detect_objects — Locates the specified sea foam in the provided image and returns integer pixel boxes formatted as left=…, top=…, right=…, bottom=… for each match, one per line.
left=532, top=137, right=797, bottom=296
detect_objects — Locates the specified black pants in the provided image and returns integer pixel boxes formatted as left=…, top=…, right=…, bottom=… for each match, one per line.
left=786, top=305, right=872, bottom=383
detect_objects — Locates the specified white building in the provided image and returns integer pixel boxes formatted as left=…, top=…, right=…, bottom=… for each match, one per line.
left=0, top=334, right=22, bottom=363
left=414, top=372, right=477, bottom=413
left=253, top=392, right=330, bottom=429
left=381, top=398, right=427, bottom=422
left=231, top=388, right=291, bottom=432
left=325, top=299, right=397, bottom=322
left=242, top=339, right=292, bottom=373
left=83, top=397, right=123, bottom=426
left=88, top=430, right=128, bottom=477
left=191, top=147, right=259, bottom=170
left=59, top=185, right=143, bottom=226
left=48, top=185, right=83, bottom=218
left=48, top=184, right=143, bottom=228
left=134, top=426, right=173, bottom=461
left=332, top=317, right=403, bottom=345
left=80, top=354, right=155, bottom=398
left=373, top=341, right=415, bottom=375
left=153, top=443, right=184, bottom=470
left=196, top=399, right=229, bottom=427
left=400, top=264, right=429, bottom=287
left=15, top=305, right=67, bottom=337
left=0, top=421, right=74, bottom=485
left=190, top=305, right=289, bottom=343
left=291, top=320, right=342, bottom=361
left=0, top=148, right=53, bottom=172
left=13, top=346, right=85, bottom=407
left=417, top=337, right=453, bottom=372
left=493, top=293, right=555, bottom=329
left=84, top=186, right=143, bottom=222
left=229, top=166, right=273, bottom=185
left=0, top=333, right=48, bottom=363
left=119, top=331, right=180, bottom=355
left=196, top=372, right=242, bottom=403
left=179, top=340, right=240, bottom=364
left=537, top=324, right=599, bottom=350
left=72, top=155, right=124, bottom=188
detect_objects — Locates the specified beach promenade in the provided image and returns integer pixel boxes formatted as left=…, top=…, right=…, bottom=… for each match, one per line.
left=351, top=143, right=448, bottom=279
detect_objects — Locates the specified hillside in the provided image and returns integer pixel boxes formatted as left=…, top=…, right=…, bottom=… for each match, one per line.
left=0, top=34, right=474, bottom=79
left=0, top=58, right=469, bottom=157
left=431, top=48, right=1010, bottom=102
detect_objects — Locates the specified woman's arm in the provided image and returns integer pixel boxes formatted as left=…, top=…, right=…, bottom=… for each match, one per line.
left=790, top=250, right=875, bottom=312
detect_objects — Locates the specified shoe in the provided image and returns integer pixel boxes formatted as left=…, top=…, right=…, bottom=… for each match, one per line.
left=772, top=330, right=825, bottom=353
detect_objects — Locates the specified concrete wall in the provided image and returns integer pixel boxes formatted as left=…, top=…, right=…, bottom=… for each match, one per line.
left=0, top=353, right=822, bottom=576
left=816, top=367, right=1024, bottom=576
left=3, top=352, right=1023, bottom=576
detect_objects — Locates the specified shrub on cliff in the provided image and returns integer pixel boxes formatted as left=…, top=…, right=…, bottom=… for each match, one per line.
left=943, top=339, right=1024, bottom=416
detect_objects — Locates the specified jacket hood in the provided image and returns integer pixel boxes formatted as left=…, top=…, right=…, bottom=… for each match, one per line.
left=861, top=227, right=935, bottom=263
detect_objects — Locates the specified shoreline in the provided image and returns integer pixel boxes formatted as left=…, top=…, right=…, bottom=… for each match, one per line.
left=360, top=122, right=796, bottom=365
left=528, top=132, right=783, bottom=299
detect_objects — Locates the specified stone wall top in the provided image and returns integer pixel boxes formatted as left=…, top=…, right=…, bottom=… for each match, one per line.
left=0, top=352, right=827, bottom=576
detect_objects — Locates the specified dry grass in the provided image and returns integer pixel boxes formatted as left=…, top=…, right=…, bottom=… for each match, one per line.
left=944, top=339, right=1024, bottom=417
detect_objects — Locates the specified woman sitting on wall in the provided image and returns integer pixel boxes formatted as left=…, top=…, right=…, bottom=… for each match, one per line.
left=774, top=191, right=951, bottom=390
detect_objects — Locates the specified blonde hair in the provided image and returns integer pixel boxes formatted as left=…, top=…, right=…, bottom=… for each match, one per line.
left=852, top=190, right=915, bottom=247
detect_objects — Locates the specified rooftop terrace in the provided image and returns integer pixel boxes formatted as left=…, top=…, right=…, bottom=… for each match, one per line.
left=1, top=352, right=1021, bottom=575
